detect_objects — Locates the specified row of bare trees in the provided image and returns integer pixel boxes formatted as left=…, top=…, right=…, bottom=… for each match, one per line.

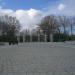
left=36, top=15, right=75, bottom=41
left=17, top=15, right=75, bottom=42
left=0, top=14, right=75, bottom=42
left=38, top=15, right=75, bottom=35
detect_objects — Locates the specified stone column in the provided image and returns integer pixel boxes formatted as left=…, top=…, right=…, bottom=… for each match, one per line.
left=30, top=34, right=32, bottom=42
left=30, top=31, right=32, bottom=42
left=23, top=34, right=25, bottom=43
left=50, top=33, right=53, bottom=42
left=44, top=33, right=47, bottom=42
left=17, top=33, right=20, bottom=43
left=38, top=33, right=40, bottom=42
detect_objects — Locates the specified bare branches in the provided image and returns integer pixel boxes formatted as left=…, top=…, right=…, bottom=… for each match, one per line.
left=38, top=15, right=59, bottom=35
left=0, top=15, right=21, bottom=36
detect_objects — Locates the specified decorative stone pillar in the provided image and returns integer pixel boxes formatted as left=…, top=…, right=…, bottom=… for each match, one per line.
left=23, top=34, right=25, bottom=43
left=30, top=31, right=32, bottom=42
left=38, top=33, right=40, bottom=42
left=16, top=33, right=20, bottom=43
left=50, top=33, right=53, bottom=42
left=44, top=33, right=47, bottom=42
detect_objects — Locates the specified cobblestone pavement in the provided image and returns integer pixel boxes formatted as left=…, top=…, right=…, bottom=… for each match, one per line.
left=0, top=43, right=75, bottom=75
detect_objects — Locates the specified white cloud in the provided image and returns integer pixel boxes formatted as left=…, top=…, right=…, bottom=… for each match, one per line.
left=0, top=8, right=43, bottom=30
left=28, top=9, right=41, bottom=19
left=58, top=4, right=65, bottom=11
left=15, top=8, right=42, bottom=30
left=0, top=8, right=14, bottom=16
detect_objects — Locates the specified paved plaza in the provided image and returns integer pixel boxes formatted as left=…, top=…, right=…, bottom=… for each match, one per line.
left=0, top=42, right=75, bottom=75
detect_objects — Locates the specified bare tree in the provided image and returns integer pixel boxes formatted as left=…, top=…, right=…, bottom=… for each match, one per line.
left=0, top=15, right=20, bottom=35
left=0, top=15, right=21, bottom=43
left=58, top=16, right=69, bottom=35
left=39, top=15, right=58, bottom=33
left=72, top=17, right=75, bottom=35
left=38, top=15, right=59, bottom=42
left=68, top=17, right=74, bottom=36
